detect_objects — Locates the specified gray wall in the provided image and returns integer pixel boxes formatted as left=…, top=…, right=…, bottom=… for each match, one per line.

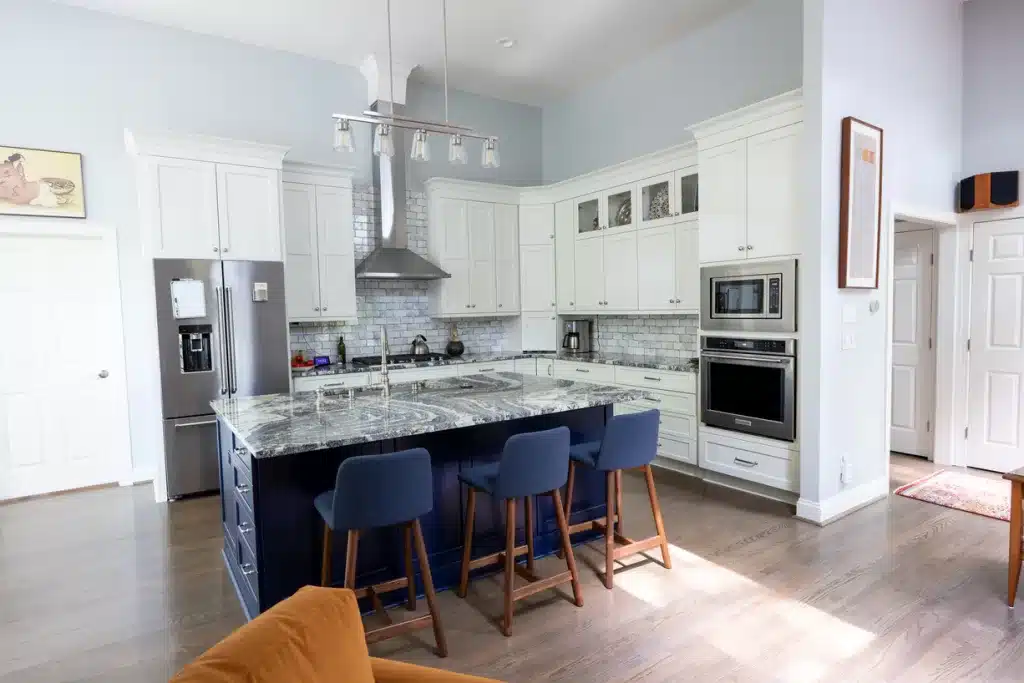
left=963, top=0, right=1024, bottom=176
left=541, top=0, right=803, bottom=183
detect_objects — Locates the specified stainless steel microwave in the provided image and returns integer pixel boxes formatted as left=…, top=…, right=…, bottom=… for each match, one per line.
left=700, top=259, right=797, bottom=333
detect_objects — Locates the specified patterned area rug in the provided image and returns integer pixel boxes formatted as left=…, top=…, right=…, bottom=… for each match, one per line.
left=894, top=469, right=1010, bottom=522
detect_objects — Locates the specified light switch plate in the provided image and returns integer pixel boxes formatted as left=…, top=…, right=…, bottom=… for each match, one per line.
left=842, top=304, right=857, bottom=324
left=842, top=330, right=856, bottom=350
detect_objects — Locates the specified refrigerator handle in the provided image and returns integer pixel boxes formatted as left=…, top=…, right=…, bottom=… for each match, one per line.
left=215, top=286, right=228, bottom=395
left=226, top=287, right=239, bottom=394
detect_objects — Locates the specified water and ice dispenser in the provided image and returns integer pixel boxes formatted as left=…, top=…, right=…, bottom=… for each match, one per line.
left=178, top=324, right=213, bottom=373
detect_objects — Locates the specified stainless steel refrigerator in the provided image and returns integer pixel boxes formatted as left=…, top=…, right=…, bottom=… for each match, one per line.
left=154, top=259, right=289, bottom=499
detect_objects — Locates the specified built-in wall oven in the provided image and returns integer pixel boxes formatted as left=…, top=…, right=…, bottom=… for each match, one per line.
left=700, top=337, right=796, bottom=442
left=701, top=259, right=797, bottom=333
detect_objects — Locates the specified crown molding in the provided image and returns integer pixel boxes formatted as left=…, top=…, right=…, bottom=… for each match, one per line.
left=125, top=129, right=290, bottom=169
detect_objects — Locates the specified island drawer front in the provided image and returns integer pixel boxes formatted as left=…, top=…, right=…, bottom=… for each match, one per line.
left=230, top=454, right=255, bottom=513
left=628, top=390, right=695, bottom=417
left=615, top=366, right=695, bottom=394
left=373, top=365, right=459, bottom=385
left=457, top=360, right=517, bottom=376
left=699, top=431, right=798, bottom=492
left=658, top=434, right=696, bottom=466
left=614, top=403, right=695, bottom=440
left=536, top=358, right=554, bottom=377
left=225, top=533, right=259, bottom=616
left=231, top=443, right=253, bottom=478
left=293, top=373, right=370, bottom=393
left=513, top=358, right=537, bottom=375
left=553, top=361, right=616, bottom=384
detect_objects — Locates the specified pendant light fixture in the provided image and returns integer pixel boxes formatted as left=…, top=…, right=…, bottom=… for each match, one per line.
left=332, top=0, right=498, bottom=167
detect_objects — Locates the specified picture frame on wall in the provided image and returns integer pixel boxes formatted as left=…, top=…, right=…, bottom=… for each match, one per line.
left=838, top=117, right=883, bottom=289
left=0, top=145, right=86, bottom=219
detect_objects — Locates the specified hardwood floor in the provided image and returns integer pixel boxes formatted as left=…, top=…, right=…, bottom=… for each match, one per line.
left=2, top=455, right=1022, bottom=682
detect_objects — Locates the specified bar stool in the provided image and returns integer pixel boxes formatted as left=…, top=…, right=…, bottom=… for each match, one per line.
left=315, top=448, right=447, bottom=657
left=564, top=409, right=671, bottom=589
left=456, top=426, right=583, bottom=637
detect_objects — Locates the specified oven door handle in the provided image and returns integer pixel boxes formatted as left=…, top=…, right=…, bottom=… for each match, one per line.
left=701, top=352, right=793, bottom=365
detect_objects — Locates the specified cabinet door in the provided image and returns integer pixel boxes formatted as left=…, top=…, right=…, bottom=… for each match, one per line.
left=438, top=198, right=469, bottom=261
left=144, top=157, right=220, bottom=259
left=746, top=122, right=802, bottom=259
left=494, top=204, right=519, bottom=313
left=521, top=313, right=558, bottom=352
left=555, top=200, right=576, bottom=312
left=519, top=204, right=554, bottom=246
left=604, top=183, right=636, bottom=233
left=574, top=237, right=604, bottom=312
left=698, top=140, right=747, bottom=263
left=519, top=244, right=556, bottom=312
left=316, top=185, right=357, bottom=320
left=603, top=232, right=638, bottom=311
left=282, top=182, right=320, bottom=319
left=638, top=173, right=676, bottom=230
left=467, top=202, right=496, bottom=312
left=675, top=167, right=699, bottom=218
left=575, top=194, right=603, bottom=238
left=216, top=164, right=282, bottom=261
left=636, top=225, right=676, bottom=311
left=675, top=223, right=700, bottom=312
left=441, top=259, right=471, bottom=313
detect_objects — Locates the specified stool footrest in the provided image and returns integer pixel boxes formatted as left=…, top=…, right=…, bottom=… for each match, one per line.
left=365, top=614, right=434, bottom=644
left=592, top=521, right=667, bottom=564
left=511, top=570, right=574, bottom=601
left=354, top=576, right=410, bottom=599
left=468, top=544, right=530, bottom=571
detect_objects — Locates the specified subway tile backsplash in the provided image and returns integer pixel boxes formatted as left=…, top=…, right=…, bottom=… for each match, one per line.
left=593, top=315, right=699, bottom=358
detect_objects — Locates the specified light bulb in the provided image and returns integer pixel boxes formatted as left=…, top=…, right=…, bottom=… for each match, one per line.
left=481, top=137, right=500, bottom=169
left=373, top=124, right=394, bottom=158
left=333, top=119, right=355, bottom=152
left=448, top=134, right=467, bottom=165
left=410, top=129, right=431, bottom=162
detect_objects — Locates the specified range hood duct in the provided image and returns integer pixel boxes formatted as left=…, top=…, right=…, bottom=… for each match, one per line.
left=354, top=100, right=450, bottom=280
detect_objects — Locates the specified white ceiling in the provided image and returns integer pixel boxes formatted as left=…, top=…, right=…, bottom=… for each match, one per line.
left=51, top=0, right=752, bottom=105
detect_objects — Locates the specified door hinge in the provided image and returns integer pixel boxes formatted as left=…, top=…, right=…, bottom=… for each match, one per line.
left=930, top=253, right=934, bottom=266
left=928, top=338, right=933, bottom=350
left=967, top=338, right=972, bottom=352
left=965, top=427, right=969, bottom=439
left=926, top=420, right=931, bottom=432
left=969, top=249, right=974, bottom=262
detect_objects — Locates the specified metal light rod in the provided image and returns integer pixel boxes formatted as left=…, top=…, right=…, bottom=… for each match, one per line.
left=332, top=113, right=495, bottom=141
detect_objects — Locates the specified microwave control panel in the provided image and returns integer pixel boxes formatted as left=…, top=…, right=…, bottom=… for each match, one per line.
left=767, top=276, right=782, bottom=317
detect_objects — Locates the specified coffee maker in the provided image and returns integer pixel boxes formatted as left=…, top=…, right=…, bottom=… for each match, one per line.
left=561, top=320, right=593, bottom=354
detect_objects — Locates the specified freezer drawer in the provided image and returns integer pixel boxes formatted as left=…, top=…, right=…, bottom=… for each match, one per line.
left=164, top=416, right=221, bottom=499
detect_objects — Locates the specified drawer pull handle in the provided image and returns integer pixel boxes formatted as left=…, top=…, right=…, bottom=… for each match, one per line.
left=239, top=522, right=254, bottom=534
left=734, top=418, right=753, bottom=427
left=734, top=458, right=758, bottom=468
left=241, top=563, right=256, bottom=576
left=575, top=368, right=590, bottom=373
left=233, top=448, right=248, bottom=458
left=658, top=442, right=663, bottom=448
left=642, top=397, right=661, bottom=403
left=643, top=376, right=662, bottom=382
left=236, top=484, right=251, bottom=495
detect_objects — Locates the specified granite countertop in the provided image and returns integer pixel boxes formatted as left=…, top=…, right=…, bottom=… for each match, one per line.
left=292, top=350, right=698, bottom=378
left=213, top=372, right=647, bottom=459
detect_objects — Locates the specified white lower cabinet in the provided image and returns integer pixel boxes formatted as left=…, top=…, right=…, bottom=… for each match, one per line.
left=553, top=360, right=616, bottom=384
left=293, top=373, right=370, bottom=393
left=698, top=427, right=798, bottom=493
left=521, top=313, right=558, bottom=352
left=371, top=365, right=460, bottom=385
left=536, top=358, right=554, bottom=377
left=457, top=360, right=517, bottom=376
left=514, top=358, right=537, bottom=375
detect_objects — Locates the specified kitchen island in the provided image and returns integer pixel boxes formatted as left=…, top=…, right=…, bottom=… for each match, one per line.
left=212, top=372, right=646, bottom=619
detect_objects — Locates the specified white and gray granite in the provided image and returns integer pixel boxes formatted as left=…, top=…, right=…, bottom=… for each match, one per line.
left=291, top=352, right=537, bottom=378
left=213, top=373, right=647, bottom=459
left=553, top=351, right=699, bottom=374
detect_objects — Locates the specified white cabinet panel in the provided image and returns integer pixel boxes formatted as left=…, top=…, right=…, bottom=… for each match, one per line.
left=520, top=244, right=556, bottom=312
left=521, top=313, right=557, bottom=351
left=519, top=204, right=554, bottom=246
left=494, top=204, right=519, bottom=313
left=216, top=164, right=282, bottom=261
left=675, top=224, right=700, bottom=312
left=293, top=373, right=370, bottom=393
left=439, top=198, right=469, bottom=260
left=638, top=173, right=677, bottom=230
left=144, top=157, right=220, bottom=259
left=315, top=185, right=356, bottom=320
left=555, top=200, right=576, bottom=312
left=574, top=237, right=604, bottom=312
left=553, top=360, right=616, bottom=384
left=603, top=232, right=638, bottom=311
left=698, top=140, right=747, bottom=263
left=637, top=225, right=676, bottom=311
left=699, top=429, right=798, bottom=492
left=283, top=183, right=320, bottom=319
left=468, top=202, right=497, bottom=313
left=514, top=358, right=538, bottom=375
left=458, top=360, right=517, bottom=375
left=537, top=358, right=554, bottom=378
left=441, top=259, right=471, bottom=313
left=746, top=122, right=802, bottom=259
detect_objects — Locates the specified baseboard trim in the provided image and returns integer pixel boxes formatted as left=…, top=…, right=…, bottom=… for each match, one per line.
left=796, top=476, right=889, bottom=525
left=120, top=467, right=155, bottom=487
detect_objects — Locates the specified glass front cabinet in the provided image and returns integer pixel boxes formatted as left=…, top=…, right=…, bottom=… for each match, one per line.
left=638, top=167, right=699, bottom=229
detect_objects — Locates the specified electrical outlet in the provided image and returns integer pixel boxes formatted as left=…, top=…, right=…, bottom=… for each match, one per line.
left=843, top=460, right=854, bottom=484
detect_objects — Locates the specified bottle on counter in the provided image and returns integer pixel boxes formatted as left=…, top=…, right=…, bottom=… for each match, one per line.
left=337, top=335, right=346, bottom=365
left=445, top=324, right=464, bottom=357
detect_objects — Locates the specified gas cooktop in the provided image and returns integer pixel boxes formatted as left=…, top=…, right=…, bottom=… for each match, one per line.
left=351, top=353, right=449, bottom=367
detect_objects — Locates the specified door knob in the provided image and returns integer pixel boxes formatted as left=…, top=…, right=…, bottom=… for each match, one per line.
left=98, top=370, right=109, bottom=379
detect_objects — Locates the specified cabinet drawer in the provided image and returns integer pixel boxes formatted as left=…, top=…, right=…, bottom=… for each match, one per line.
left=628, top=390, right=695, bottom=417
left=224, top=533, right=259, bottom=618
left=230, top=455, right=254, bottom=513
left=237, top=533, right=260, bottom=601
left=457, top=360, right=517, bottom=376
left=513, top=358, right=537, bottom=375
left=614, top=403, right=695, bottom=439
left=614, top=366, right=695, bottom=394
left=699, top=431, right=798, bottom=492
left=658, top=434, right=696, bottom=466
left=536, top=358, right=554, bottom=378
left=375, top=366, right=459, bottom=385
left=230, top=443, right=252, bottom=478
left=293, top=373, right=370, bottom=393
left=554, top=361, right=616, bottom=385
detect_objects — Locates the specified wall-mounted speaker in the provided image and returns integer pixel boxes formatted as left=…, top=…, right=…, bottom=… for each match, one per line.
left=956, top=171, right=1019, bottom=213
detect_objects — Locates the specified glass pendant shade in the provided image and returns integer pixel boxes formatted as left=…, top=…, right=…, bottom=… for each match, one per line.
left=410, top=129, right=431, bottom=162
left=481, top=137, right=500, bottom=169
left=333, top=119, right=355, bottom=152
left=373, top=124, right=395, bottom=158
left=448, top=134, right=468, bottom=164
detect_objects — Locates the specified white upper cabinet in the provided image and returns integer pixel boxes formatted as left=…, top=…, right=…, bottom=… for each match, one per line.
left=698, top=140, right=748, bottom=263
left=675, top=223, right=700, bottom=312
left=283, top=182, right=320, bottom=319
left=439, top=198, right=470, bottom=260
left=604, top=183, right=636, bottom=233
left=574, top=237, right=604, bottom=312
left=216, top=164, right=282, bottom=261
left=603, top=231, right=638, bottom=311
left=575, top=193, right=603, bottom=239
left=521, top=312, right=558, bottom=351
left=638, top=173, right=677, bottom=231
left=637, top=225, right=677, bottom=311
left=555, top=200, right=576, bottom=313
left=314, top=185, right=356, bottom=320
left=745, top=122, right=802, bottom=259
left=494, top=203, right=520, bottom=313
left=519, top=204, right=554, bottom=246
left=143, top=157, right=220, bottom=259
left=520, top=244, right=555, bottom=312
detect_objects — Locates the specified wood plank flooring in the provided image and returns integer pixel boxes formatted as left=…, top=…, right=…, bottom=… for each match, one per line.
left=2, top=455, right=1022, bottom=682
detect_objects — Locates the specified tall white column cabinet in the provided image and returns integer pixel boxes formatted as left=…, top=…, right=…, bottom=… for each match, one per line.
left=518, top=204, right=557, bottom=350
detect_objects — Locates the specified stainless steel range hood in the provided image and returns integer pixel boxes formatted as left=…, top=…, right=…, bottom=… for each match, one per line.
left=354, top=100, right=450, bottom=280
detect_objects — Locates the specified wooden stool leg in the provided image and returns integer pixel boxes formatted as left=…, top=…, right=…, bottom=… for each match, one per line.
left=344, top=530, right=360, bottom=589
left=559, top=461, right=576, bottom=559
left=604, top=471, right=615, bottom=589
left=525, top=495, right=535, bottom=573
left=1010, top=482, right=1023, bottom=607
left=552, top=489, right=583, bottom=607
left=458, top=487, right=476, bottom=598
left=412, top=518, right=448, bottom=657
left=404, top=523, right=416, bottom=610
left=502, top=498, right=516, bottom=636
left=320, top=525, right=332, bottom=587
left=644, top=465, right=672, bottom=569
left=615, top=470, right=624, bottom=535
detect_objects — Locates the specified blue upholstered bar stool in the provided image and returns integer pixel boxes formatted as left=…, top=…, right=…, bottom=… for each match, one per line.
left=564, top=409, right=671, bottom=589
left=315, top=448, right=447, bottom=657
left=456, top=426, right=583, bottom=637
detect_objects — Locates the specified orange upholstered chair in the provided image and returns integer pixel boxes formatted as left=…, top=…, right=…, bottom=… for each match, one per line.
left=170, top=586, right=500, bottom=683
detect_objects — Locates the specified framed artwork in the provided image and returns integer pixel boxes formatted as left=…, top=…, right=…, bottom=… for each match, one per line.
left=838, top=117, right=883, bottom=288
left=0, top=146, right=86, bottom=219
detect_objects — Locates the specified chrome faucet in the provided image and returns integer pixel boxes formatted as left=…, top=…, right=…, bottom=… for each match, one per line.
left=379, top=325, right=391, bottom=398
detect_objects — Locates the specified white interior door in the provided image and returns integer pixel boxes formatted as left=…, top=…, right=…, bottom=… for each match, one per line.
left=890, top=229, right=935, bottom=457
left=0, top=224, right=131, bottom=500
left=967, top=217, right=1024, bottom=473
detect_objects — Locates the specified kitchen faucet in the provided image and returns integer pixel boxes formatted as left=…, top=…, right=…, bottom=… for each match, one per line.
left=379, top=324, right=390, bottom=398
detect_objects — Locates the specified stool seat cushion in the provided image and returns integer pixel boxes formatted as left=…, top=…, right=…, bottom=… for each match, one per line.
left=458, top=463, right=500, bottom=495
left=314, top=491, right=335, bottom=529
left=569, top=441, right=601, bottom=468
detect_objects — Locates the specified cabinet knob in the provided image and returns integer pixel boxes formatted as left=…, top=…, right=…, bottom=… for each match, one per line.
left=314, top=307, right=320, bottom=311
left=569, top=301, right=574, bottom=306
left=738, top=245, right=746, bottom=251
left=222, top=247, right=229, bottom=253
left=322, top=307, right=327, bottom=311
left=465, top=305, right=470, bottom=309
left=674, top=212, right=680, bottom=217
left=551, top=302, right=556, bottom=307
left=549, top=234, right=555, bottom=239
left=498, top=304, right=502, bottom=308
left=213, top=247, right=219, bottom=252
left=98, top=370, right=109, bottom=379
left=472, top=304, right=477, bottom=308
left=747, top=244, right=754, bottom=251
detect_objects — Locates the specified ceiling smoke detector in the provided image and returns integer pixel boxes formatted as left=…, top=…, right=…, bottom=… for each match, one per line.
left=496, top=37, right=517, bottom=49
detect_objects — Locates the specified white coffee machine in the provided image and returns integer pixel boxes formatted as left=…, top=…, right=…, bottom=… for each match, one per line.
left=561, top=320, right=593, bottom=354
